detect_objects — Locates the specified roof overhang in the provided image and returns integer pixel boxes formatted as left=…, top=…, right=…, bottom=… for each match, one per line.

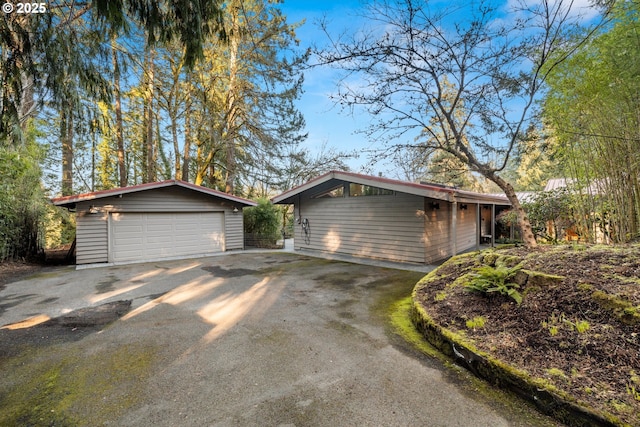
left=272, top=171, right=510, bottom=206
left=51, top=179, right=257, bottom=209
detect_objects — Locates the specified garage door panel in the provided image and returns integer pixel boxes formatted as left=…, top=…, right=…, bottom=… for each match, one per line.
left=175, top=221, right=199, bottom=231
left=113, top=224, right=144, bottom=234
left=113, top=236, right=144, bottom=247
left=110, top=212, right=224, bottom=263
left=146, top=236, right=174, bottom=246
left=147, top=224, right=172, bottom=233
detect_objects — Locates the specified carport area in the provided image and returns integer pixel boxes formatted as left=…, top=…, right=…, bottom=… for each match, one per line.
left=0, top=253, right=558, bottom=426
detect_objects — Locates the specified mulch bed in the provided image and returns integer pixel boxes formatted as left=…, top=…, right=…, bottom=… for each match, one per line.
left=413, top=244, right=640, bottom=427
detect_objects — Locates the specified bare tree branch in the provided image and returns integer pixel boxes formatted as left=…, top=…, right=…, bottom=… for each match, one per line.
left=315, top=0, right=612, bottom=247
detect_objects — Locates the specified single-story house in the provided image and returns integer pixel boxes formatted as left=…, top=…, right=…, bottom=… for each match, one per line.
left=272, top=171, right=511, bottom=265
left=52, top=180, right=256, bottom=266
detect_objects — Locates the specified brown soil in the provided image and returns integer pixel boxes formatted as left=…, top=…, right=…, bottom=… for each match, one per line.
left=414, top=244, right=640, bottom=427
left=0, top=261, right=44, bottom=291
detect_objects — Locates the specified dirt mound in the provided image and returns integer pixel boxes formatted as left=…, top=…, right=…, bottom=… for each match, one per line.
left=413, top=244, right=640, bottom=427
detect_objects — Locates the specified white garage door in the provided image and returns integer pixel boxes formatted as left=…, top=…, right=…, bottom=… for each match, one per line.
left=110, top=212, right=225, bottom=263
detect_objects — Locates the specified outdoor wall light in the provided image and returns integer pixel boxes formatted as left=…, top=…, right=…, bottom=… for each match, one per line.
left=460, top=204, right=468, bottom=210
left=233, top=206, right=239, bottom=214
left=430, top=202, right=440, bottom=210
left=88, top=205, right=98, bottom=214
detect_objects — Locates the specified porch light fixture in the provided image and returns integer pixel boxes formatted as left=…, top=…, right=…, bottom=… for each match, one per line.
left=460, top=204, right=468, bottom=210
left=88, top=205, right=98, bottom=214
left=430, top=202, right=440, bottom=210
left=233, top=206, right=239, bottom=214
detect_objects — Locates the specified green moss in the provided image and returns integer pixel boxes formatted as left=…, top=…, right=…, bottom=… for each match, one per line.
left=445, top=252, right=478, bottom=266
left=434, top=291, right=447, bottom=301
left=0, top=341, right=159, bottom=425
left=591, top=290, right=640, bottom=325
left=450, top=272, right=476, bottom=289
left=481, top=252, right=500, bottom=266
left=574, top=320, right=590, bottom=333
left=388, top=297, right=443, bottom=359
left=313, top=270, right=365, bottom=288
left=577, top=282, right=594, bottom=292
left=519, top=269, right=565, bottom=288
left=546, top=368, right=568, bottom=380
left=25, top=268, right=72, bottom=280
left=409, top=260, right=629, bottom=427
left=465, top=316, right=486, bottom=330
left=495, top=255, right=522, bottom=268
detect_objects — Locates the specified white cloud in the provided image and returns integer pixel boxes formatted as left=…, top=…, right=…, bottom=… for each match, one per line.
left=506, top=0, right=602, bottom=22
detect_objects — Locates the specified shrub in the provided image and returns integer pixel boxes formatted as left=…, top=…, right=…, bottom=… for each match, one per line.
left=243, top=198, right=281, bottom=248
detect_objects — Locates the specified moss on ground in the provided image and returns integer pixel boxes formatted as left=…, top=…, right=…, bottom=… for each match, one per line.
left=381, top=268, right=563, bottom=427
left=0, top=339, right=159, bottom=425
left=411, top=246, right=637, bottom=427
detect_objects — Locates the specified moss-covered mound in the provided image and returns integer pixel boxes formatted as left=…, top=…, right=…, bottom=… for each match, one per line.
left=412, top=244, right=640, bottom=427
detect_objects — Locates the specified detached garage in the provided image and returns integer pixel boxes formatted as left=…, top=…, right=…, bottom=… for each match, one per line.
left=52, top=180, right=256, bottom=266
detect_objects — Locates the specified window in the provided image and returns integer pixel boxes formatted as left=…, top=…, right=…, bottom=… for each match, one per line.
left=313, top=185, right=344, bottom=198
left=349, top=183, right=394, bottom=197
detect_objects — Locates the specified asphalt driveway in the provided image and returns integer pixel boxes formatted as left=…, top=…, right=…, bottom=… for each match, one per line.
left=0, top=253, right=560, bottom=426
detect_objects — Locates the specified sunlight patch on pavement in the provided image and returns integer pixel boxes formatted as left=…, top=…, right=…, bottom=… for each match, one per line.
left=121, top=277, right=224, bottom=321
left=198, top=277, right=273, bottom=344
left=89, top=283, right=147, bottom=305
left=128, top=261, right=200, bottom=283
left=1, top=314, right=50, bottom=330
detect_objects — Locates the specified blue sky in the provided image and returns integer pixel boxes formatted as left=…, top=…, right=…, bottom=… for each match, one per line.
left=277, top=0, right=602, bottom=177
left=278, top=0, right=381, bottom=174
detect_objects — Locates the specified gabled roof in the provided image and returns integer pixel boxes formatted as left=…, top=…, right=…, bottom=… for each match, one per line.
left=51, top=179, right=257, bottom=208
left=272, top=171, right=510, bottom=205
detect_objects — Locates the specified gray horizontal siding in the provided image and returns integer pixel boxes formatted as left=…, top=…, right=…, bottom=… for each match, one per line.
left=225, top=211, right=244, bottom=250
left=76, top=212, right=108, bottom=264
left=424, top=200, right=451, bottom=263
left=456, top=204, right=478, bottom=253
left=74, top=187, right=247, bottom=263
left=296, top=193, right=425, bottom=264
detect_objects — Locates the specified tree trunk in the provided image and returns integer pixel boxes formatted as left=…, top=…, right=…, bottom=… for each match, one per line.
left=18, top=72, right=35, bottom=128
left=171, top=109, right=180, bottom=179
left=182, top=99, right=191, bottom=182
left=224, top=3, right=240, bottom=194
left=491, top=173, right=538, bottom=248
left=195, top=148, right=216, bottom=186
left=61, top=108, right=74, bottom=196
left=112, top=42, right=126, bottom=187
left=145, top=50, right=156, bottom=183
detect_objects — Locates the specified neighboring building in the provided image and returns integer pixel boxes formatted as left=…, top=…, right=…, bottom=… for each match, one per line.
left=543, top=177, right=608, bottom=242
left=272, top=171, right=511, bottom=265
left=52, top=180, right=256, bottom=266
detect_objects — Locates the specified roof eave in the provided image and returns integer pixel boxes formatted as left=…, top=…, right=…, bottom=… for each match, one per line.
left=272, top=170, right=458, bottom=203
left=51, top=180, right=257, bottom=208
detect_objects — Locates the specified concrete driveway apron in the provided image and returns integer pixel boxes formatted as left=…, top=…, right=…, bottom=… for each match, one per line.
left=0, top=253, right=560, bottom=426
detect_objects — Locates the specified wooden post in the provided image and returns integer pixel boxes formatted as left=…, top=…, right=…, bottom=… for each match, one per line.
left=491, top=204, right=496, bottom=247
left=476, top=203, right=481, bottom=251
left=451, top=201, right=458, bottom=257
